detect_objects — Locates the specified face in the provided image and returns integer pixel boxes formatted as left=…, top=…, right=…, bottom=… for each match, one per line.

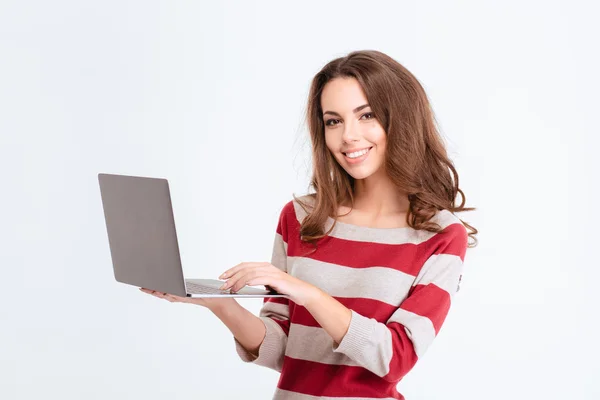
left=321, top=77, right=387, bottom=181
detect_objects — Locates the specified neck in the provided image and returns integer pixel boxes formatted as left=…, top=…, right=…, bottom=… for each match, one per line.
left=350, top=168, right=410, bottom=216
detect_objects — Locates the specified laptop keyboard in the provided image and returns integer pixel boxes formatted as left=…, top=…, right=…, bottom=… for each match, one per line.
left=185, top=281, right=231, bottom=295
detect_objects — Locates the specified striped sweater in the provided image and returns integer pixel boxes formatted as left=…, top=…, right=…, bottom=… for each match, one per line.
left=235, top=196, right=469, bottom=400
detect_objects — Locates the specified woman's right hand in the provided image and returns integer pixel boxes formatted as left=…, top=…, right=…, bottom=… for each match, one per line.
left=139, top=288, right=237, bottom=310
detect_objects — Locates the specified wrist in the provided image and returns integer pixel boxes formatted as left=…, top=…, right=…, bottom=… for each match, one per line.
left=303, top=285, right=325, bottom=308
left=207, top=298, right=237, bottom=314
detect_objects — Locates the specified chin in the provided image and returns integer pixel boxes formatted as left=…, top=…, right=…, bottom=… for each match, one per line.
left=332, top=150, right=385, bottom=180
left=342, top=166, right=380, bottom=180
left=347, top=171, right=376, bottom=180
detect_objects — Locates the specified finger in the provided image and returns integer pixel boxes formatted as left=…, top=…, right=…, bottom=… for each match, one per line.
left=166, top=294, right=187, bottom=303
left=164, top=294, right=178, bottom=302
left=140, top=288, right=188, bottom=303
left=221, top=271, right=250, bottom=292
left=219, top=262, right=269, bottom=280
left=230, top=270, right=276, bottom=292
left=155, top=292, right=171, bottom=300
left=245, top=276, right=281, bottom=290
left=221, top=267, right=265, bottom=291
left=140, top=288, right=162, bottom=298
left=220, top=262, right=253, bottom=280
left=140, top=288, right=162, bottom=296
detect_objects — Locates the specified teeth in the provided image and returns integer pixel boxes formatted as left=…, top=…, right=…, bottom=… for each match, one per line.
left=346, top=148, right=370, bottom=158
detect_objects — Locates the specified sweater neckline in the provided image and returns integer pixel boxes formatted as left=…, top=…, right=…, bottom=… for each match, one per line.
left=325, top=215, right=416, bottom=233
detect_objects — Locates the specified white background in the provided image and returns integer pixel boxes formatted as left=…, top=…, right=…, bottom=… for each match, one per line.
left=1, top=1, right=598, bottom=399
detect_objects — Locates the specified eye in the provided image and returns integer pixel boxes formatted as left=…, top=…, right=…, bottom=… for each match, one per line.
left=360, top=112, right=374, bottom=120
left=325, top=118, right=341, bottom=127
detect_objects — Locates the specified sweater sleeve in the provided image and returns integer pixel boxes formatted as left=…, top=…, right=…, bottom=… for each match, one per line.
left=332, top=222, right=468, bottom=382
left=234, top=203, right=292, bottom=372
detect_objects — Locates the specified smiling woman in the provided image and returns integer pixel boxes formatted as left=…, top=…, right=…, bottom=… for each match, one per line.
left=300, top=50, right=478, bottom=244
left=143, top=50, right=478, bottom=400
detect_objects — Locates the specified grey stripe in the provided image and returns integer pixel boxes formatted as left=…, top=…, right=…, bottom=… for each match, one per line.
left=259, top=301, right=289, bottom=320
left=414, top=253, right=463, bottom=295
left=287, top=256, right=414, bottom=306
left=234, top=315, right=287, bottom=371
left=235, top=301, right=290, bottom=370
left=292, top=196, right=462, bottom=245
left=285, top=324, right=359, bottom=367
left=388, top=308, right=436, bottom=358
left=332, top=310, right=394, bottom=377
left=271, top=233, right=288, bottom=272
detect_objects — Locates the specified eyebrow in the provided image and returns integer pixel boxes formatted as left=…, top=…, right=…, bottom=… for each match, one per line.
left=323, top=104, right=370, bottom=117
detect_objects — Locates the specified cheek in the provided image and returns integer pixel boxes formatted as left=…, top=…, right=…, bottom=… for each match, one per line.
left=366, top=124, right=387, bottom=150
left=324, top=133, right=333, bottom=149
left=324, top=132, right=339, bottom=154
left=376, top=134, right=386, bottom=151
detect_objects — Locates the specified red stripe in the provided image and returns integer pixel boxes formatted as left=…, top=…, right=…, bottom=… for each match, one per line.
left=400, top=283, right=451, bottom=334
left=271, top=318, right=290, bottom=336
left=289, top=235, right=426, bottom=276
left=285, top=290, right=449, bottom=335
left=290, top=297, right=398, bottom=328
left=283, top=204, right=466, bottom=274
left=385, top=322, right=419, bottom=381
left=287, top=300, right=420, bottom=383
left=262, top=297, right=291, bottom=335
left=429, top=223, right=468, bottom=260
left=263, top=297, right=288, bottom=306
left=278, top=357, right=405, bottom=399
left=276, top=201, right=296, bottom=240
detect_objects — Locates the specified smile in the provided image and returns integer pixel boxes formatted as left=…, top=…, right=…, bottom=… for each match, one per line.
left=343, top=147, right=373, bottom=164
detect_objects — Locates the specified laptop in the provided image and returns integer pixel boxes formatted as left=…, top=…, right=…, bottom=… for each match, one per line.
left=98, top=173, right=286, bottom=298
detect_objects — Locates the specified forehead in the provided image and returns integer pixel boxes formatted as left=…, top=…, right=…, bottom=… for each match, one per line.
left=320, top=77, right=368, bottom=111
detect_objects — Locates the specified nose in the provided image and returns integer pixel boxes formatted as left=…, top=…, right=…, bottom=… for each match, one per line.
left=341, top=120, right=359, bottom=143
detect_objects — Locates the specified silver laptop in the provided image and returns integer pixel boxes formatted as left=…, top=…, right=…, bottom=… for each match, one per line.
left=98, top=173, right=286, bottom=298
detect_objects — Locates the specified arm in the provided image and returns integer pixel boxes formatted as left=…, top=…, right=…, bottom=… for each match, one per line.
left=304, top=223, right=468, bottom=382
left=303, top=288, right=352, bottom=345
left=141, top=202, right=293, bottom=371
left=229, top=205, right=293, bottom=372
left=143, top=284, right=283, bottom=365
left=207, top=299, right=266, bottom=357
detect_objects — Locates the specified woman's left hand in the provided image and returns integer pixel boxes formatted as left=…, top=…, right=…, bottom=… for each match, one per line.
left=219, top=262, right=320, bottom=306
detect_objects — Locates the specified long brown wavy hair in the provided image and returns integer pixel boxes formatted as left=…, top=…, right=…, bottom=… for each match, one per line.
left=294, top=50, right=478, bottom=248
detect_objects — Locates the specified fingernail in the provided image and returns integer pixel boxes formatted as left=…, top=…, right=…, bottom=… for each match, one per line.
left=219, top=284, right=226, bottom=290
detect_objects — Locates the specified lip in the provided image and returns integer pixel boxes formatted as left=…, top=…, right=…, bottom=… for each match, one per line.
left=343, top=146, right=373, bottom=164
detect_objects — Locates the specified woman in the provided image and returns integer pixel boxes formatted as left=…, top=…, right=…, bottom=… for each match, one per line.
left=142, top=50, right=478, bottom=400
